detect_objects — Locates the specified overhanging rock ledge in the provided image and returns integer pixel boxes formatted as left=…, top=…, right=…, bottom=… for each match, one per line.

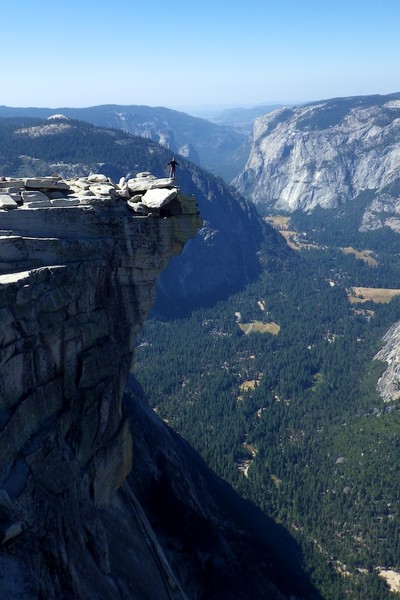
left=0, top=173, right=201, bottom=599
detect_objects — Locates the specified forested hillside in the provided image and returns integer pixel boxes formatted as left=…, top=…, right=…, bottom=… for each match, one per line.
left=0, top=105, right=250, bottom=181
left=0, top=116, right=167, bottom=178
left=134, top=208, right=400, bottom=599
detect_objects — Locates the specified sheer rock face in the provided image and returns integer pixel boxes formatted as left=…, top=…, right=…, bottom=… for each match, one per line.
left=0, top=184, right=200, bottom=599
left=374, top=322, right=400, bottom=402
left=234, top=94, right=400, bottom=225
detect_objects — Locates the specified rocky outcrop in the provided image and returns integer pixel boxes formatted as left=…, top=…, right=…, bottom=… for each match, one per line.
left=374, top=322, right=400, bottom=402
left=0, top=176, right=201, bottom=599
left=0, top=171, right=316, bottom=599
left=359, top=192, right=400, bottom=233
left=0, top=171, right=183, bottom=215
left=234, top=93, right=400, bottom=224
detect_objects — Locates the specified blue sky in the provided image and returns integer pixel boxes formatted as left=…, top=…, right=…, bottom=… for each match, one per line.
left=2, top=0, right=400, bottom=112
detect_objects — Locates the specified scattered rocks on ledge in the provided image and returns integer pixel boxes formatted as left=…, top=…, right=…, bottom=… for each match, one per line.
left=0, top=171, right=181, bottom=215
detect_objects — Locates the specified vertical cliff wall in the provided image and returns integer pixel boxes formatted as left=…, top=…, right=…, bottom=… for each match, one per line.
left=0, top=179, right=201, bottom=599
left=0, top=176, right=313, bottom=600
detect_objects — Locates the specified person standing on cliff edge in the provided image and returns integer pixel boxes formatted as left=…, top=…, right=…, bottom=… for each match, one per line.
left=167, top=157, right=180, bottom=178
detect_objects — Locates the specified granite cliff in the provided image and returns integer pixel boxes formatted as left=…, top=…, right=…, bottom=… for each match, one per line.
left=374, top=321, right=400, bottom=403
left=0, top=175, right=306, bottom=599
left=0, top=174, right=201, bottom=599
left=234, top=92, right=400, bottom=230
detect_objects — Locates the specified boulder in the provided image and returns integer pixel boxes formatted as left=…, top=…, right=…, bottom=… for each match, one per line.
left=127, top=177, right=175, bottom=193
left=50, top=198, right=81, bottom=207
left=89, top=184, right=118, bottom=197
left=22, top=200, right=53, bottom=208
left=2, top=186, right=22, bottom=195
left=117, top=184, right=131, bottom=200
left=21, top=190, right=50, bottom=203
left=136, top=172, right=154, bottom=178
left=46, top=191, right=66, bottom=200
left=73, top=190, right=96, bottom=198
left=24, top=178, right=69, bottom=191
left=141, top=188, right=177, bottom=209
left=129, top=194, right=143, bottom=203
left=88, top=174, right=109, bottom=183
left=0, top=179, right=24, bottom=189
left=69, top=180, right=90, bottom=190
left=0, top=195, right=18, bottom=209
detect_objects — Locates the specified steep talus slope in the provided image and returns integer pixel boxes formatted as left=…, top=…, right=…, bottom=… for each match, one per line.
left=234, top=92, right=400, bottom=225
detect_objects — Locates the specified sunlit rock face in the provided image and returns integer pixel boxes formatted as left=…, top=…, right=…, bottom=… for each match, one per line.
left=234, top=93, right=400, bottom=224
left=375, top=322, right=400, bottom=402
left=0, top=176, right=200, bottom=599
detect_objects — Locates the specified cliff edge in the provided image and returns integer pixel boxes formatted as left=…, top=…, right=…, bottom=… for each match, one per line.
left=0, top=174, right=200, bottom=599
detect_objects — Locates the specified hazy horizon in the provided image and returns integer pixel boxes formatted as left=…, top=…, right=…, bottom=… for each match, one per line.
left=2, top=93, right=399, bottom=122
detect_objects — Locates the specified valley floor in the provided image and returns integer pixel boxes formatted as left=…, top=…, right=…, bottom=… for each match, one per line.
left=134, top=208, right=400, bottom=599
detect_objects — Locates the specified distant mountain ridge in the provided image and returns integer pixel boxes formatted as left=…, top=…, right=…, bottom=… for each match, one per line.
left=234, top=92, right=400, bottom=231
left=209, top=103, right=283, bottom=130
left=0, top=104, right=250, bottom=182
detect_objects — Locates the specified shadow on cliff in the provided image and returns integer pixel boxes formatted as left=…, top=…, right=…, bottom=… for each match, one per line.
left=124, top=376, right=321, bottom=600
left=153, top=164, right=290, bottom=320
